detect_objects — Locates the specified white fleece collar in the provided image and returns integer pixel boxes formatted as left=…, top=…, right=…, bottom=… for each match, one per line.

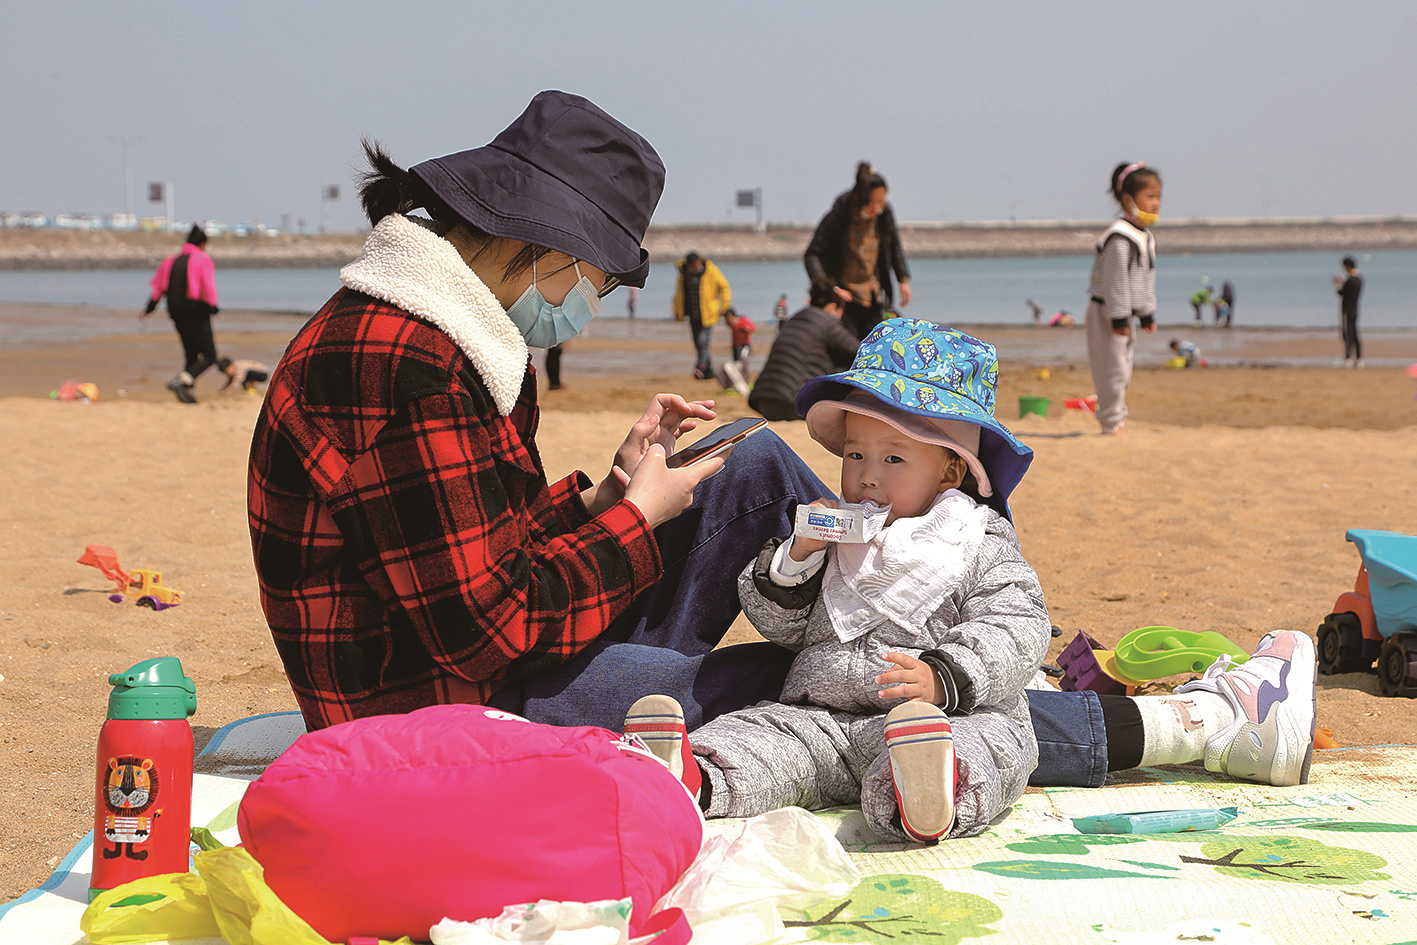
left=340, top=214, right=529, bottom=416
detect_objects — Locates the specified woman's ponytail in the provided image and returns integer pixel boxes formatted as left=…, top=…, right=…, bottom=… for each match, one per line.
left=850, top=161, right=888, bottom=211
left=357, top=138, right=427, bottom=226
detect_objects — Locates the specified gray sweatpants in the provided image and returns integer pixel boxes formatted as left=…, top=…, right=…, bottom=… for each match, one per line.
left=691, top=699, right=1036, bottom=841
left=1085, top=299, right=1135, bottom=431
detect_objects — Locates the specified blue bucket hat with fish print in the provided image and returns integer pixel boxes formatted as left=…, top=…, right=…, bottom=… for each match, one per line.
left=795, top=317, right=1033, bottom=504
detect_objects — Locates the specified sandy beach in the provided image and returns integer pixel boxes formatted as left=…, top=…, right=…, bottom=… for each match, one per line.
left=2, top=308, right=1417, bottom=903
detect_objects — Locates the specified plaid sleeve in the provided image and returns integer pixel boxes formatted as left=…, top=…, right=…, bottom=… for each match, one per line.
left=527, top=472, right=595, bottom=545
left=325, top=388, right=662, bottom=685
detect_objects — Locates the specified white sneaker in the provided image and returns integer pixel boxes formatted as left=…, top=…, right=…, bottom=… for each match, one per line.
left=885, top=702, right=955, bottom=841
left=1175, top=631, right=1317, bottom=786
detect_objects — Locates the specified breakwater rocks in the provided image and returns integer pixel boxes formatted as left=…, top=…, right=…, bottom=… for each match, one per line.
left=4, top=216, right=1416, bottom=269
left=648, top=216, right=1417, bottom=262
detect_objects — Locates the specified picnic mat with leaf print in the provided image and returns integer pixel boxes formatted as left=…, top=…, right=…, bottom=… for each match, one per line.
left=3, top=711, right=1415, bottom=945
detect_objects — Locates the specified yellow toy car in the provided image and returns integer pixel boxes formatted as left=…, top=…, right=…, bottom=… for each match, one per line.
left=115, top=569, right=182, bottom=610
left=78, top=545, right=182, bottom=611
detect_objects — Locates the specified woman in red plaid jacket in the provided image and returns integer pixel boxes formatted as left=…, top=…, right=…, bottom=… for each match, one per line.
left=248, top=92, right=829, bottom=733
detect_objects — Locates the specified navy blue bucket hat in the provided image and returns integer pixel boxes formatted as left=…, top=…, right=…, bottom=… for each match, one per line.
left=796, top=318, right=1034, bottom=504
left=410, top=91, right=665, bottom=288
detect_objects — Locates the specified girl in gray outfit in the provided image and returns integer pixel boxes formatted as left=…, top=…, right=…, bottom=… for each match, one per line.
left=625, top=319, right=1049, bottom=842
left=1085, top=161, right=1162, bottom=434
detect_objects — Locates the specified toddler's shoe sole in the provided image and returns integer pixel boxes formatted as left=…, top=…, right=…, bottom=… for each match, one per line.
left=624, top=694, right=701, bottom=800
left=885, top=702, right=955, bottom=842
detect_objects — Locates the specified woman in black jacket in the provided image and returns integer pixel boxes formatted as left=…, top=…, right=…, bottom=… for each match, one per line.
left=804, top=162, right=912, bottom=339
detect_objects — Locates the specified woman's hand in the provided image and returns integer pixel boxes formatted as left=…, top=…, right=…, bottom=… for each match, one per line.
left=584, top=394, right=716, bottom=515
left=618, top=394, right=716, bottom=476
left=898, top=281, right=912, bottom=307
left=787, top=497, right=837, bottom=561
left=876, top=652, right=943, bottom=704
left=622, top=444, right=725, bottom=529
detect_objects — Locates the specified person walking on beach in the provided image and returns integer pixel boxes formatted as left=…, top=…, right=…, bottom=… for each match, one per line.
left=1085, top=162, right=1161, bottom=435
left=773, top=293, right=789, bottom=331
left=544, top=343, right=567, bottom=390
left=748, top=280, right=860, bottom=420
left=673, top=251, right=731, bottom=379
left=142, top=224, right=220, bottom=404
left=804, top=162, right=911, bottom=340
left=1334, top=256, right=1364, bottom=367
left=1219, top=280, right=1235, bottom=327
left=626, top=286, right=638, bottom=319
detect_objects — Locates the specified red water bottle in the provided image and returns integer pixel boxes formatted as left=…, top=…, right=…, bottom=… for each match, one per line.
left=90, top=657, right=197, bottom=901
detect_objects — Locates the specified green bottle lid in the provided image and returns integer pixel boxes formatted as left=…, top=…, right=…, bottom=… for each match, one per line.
left=106, top=657, right=197, bottom=721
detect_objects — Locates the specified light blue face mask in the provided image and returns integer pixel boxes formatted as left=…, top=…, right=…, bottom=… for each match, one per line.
left=505, top=260, right=602, bottom=348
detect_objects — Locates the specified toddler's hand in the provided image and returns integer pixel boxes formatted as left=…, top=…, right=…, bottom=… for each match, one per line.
left=876, top=652, right=943, bottom=704
left=788, top=497, right=837, bottom=560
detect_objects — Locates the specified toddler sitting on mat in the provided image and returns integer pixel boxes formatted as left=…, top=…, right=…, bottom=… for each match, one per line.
left=625, top=319, right=1049, bottom=842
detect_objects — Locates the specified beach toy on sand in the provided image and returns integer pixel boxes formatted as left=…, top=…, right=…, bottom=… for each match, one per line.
left=1018, top=395, right=1049, bottom=418
left=1165, top=356, right=1187, bottom=370
left=1407, top=364, right=1417, bottom=399
left=1056, top=630, right=1144, bottom=696
left=51, top=379, right=99, bottom=402
left=77, top=544, right=182, bottom=610
left=1034, top=368, right=1051, bottom=381
left=1316, top=528, right=1417, bottom=696
left=1113, top=627, right=1249, bottom=681
left=1063, top=396, right=1097, bottom=413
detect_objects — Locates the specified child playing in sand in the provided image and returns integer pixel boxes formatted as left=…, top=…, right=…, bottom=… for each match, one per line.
left=1086, top=161, right=1161, bottom=434
left=716, top=307, right=755, bottom=396
left=217, top=357, right=270, bottom=392
left=1169, top=338, right=1202, bottom=368
left=625, top=318, right=1049, bottom=842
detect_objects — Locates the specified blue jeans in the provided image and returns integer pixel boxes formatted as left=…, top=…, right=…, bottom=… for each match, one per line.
left=489, top=431, right=832, bottom=732
left=1026, top=688, right=1108, bottom=787
left=689, top=315, right=712, bottom=375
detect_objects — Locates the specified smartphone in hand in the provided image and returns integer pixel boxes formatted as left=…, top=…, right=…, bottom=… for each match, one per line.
left=665, top=417, right=767, bottom=468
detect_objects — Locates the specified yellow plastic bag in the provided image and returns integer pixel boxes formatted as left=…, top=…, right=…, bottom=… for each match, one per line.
left=197, top=847, right=415, bottom=945
left=80, top=872, right=221, bottom=944
left=193, top=846, right=334, bottom=945
left=79, top=848, right=416, bottom=945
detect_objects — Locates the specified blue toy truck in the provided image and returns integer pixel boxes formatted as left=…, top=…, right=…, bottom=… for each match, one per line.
left=1316, top=529, right=1417, bottom=697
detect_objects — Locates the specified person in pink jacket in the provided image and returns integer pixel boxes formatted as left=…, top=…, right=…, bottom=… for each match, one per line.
left=142, top=225, right=221, bottom=403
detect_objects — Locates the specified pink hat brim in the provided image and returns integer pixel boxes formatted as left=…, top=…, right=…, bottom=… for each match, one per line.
left=805, top=390, right=994, bottom=497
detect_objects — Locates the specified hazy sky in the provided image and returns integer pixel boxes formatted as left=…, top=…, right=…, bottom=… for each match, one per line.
left=3, top=1, right=1414, bottom=231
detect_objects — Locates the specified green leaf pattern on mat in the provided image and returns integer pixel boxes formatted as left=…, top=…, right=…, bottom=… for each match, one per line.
left=787, top=873, right=1001, bottom=944
left=1185, top=835, right=1391, bottom=885
left=973, top=860, right=1164, bottom=880
left=1250, top=818, right=1417, bottom=834
left=205, top=798, right=241, bottom=833
left=1005, top=834, right=1144, bottom=855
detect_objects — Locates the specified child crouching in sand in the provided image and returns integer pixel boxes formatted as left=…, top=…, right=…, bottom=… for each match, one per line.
left=625, top=318, right=1048, bottom=842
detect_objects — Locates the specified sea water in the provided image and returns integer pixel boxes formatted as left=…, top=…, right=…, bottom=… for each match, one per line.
left=1, top=249, right=1413, bottom=344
